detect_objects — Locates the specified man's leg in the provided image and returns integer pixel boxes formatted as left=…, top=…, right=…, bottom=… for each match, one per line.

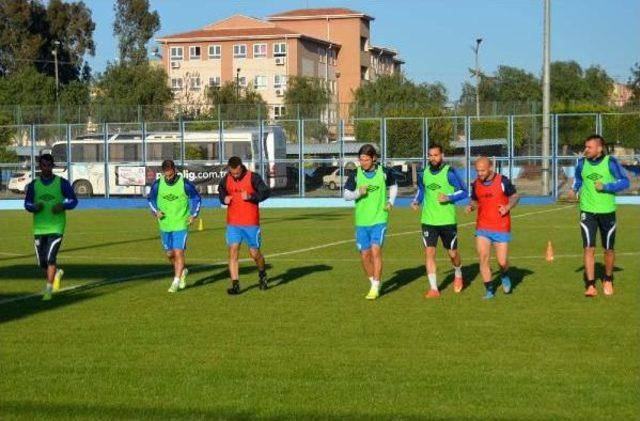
left=494, top=242, right=511, bottom=293
left=599, top=212, right=617, bottom=296
left=476, top=235, right=494, bottom=299
left=442, top=225, right=463, bottom=293
left=40, top=235, right=64, bottom=300
left=249, top=247, right=268, bottom=290
left=360, top=249, right=374, bottom=280
left=424, top=246, right=440, bottom=297
left=227, top=243, right=241, bottom=295
left=580, top=212, right=598, bottom=297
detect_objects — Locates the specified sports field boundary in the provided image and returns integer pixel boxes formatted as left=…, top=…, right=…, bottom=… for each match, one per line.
left=0, top=204, right=581, bottom=306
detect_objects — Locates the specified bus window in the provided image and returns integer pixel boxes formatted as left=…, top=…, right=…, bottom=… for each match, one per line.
left=147, top=143, right=178, bottom=161
left=71, top=144, right=102, bottom=162
left=224, top=142, right=252, bottom=160
left=110, top=143, right=141, bottom=161
left=51, top=144, right=67, bottom=162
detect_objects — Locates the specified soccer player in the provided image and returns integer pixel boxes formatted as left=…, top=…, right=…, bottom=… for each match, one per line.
left=466, top=156, right=519, bottom=299
left=411, top=144, right=468, bottom=297
left=147, top=159, right=201, bottom=293
left=344, top=144, right=397, bottom=300
left=568, top=134, right=630, bottom=297
left=217, top=156, right=271, bottom=295
left=24, top=153, right=78, bottom=301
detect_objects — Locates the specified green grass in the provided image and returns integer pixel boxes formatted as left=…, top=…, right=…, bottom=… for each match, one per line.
left=1, top=205, right=639, bottom=419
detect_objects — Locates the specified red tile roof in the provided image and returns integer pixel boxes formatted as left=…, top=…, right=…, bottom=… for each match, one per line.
left=157, top=26, right=339, bottom=47
left=269, top=8, right=373, bottom=20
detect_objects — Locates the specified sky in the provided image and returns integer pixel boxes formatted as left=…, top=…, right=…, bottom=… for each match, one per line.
left=82, top=0, right=640, bottom=100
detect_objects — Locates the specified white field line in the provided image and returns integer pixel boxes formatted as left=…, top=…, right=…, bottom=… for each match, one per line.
left=0, top=205, right=575, bottom=305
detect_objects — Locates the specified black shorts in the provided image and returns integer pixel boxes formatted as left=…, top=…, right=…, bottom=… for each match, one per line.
left=34, top=234, right=63, bottom=268
left=579, top=211, right=616, bottom=250
left=421, top=224, right=458, bottom=250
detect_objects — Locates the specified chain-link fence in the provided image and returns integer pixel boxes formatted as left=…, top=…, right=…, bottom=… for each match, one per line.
left=1, top=112, right=638, bottom=200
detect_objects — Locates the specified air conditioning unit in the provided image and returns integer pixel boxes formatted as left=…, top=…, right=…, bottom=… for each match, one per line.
left=170, top=61, right=180, bottom=69
left=275, top=89, right=284, bottom=97
left=275, top=57, right=286, bottom=65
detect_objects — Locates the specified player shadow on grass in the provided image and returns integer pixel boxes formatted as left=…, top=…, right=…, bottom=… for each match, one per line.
left=379, top=265, right=424, bottom=297
left=438, top=263, right=481, bottom=292
left=573, top=262, right=624, bottom=279
left=187, top=264, right=274, bottom=290
left=263, top=264, right=332, bottom=290
left=501, top=266, right=534, bottom=292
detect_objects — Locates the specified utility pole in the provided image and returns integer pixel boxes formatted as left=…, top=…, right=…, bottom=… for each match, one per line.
left=473, top=38, right=483, bottom=119
left=542, top=0, right=551, bottom=195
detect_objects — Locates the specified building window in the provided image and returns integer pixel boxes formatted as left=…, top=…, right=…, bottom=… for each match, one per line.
left=273, top=42, right=287, bottom=57
left=361, top=66, right=369, bottom=81
left=360, top=37, right=369, bottom=52
left=208, top=45, right=221, bottom=59
left=273, top=105, right=286, bottom=118
left=188, top=77, right=201, bottom=91
left=253, top=75, right=267, bottom=89
left=274, top=75, right=287, bottom=88
left=238, top=76, right=247, bottom=87
left=189, top=46, right=201, bottom=59
left=253, top=43, right=267, bottom=58
left=318, top=47, right=326, bottom=63
left=171, top=78, right=183, bottom=91
left=233, top=44, right=247, bottom=58
left=209, top=77, right=221, bottom=87
left=170, top=46, right=183, bottom=60
left=328, top=49, right=336, bottom=65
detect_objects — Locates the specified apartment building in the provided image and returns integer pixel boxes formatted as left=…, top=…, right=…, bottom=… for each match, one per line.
left=156, top=8, right=403, bottom=119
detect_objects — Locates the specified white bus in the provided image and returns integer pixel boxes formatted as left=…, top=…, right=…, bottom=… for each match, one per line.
left=8, top=126, right=288, bottom=196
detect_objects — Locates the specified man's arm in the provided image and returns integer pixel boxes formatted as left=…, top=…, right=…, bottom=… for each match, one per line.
left=413, top=170, right=425, bottom=205
left=217, top=174, right=228, bottom=205
left=249, top=173, right=271, bottom=203
left=446, top=168, right=468, bottom=203
left=501, top=176, right=519, bottom=214
left=602, top=156, right=631, bottom=193
left=571, top=158, right=584, bottom=192
left=466, top=182, right=478, bottom=213
left=343, top=171, right=359, bottom=201
left=384, top=167, right=398, bottom=206
left=147, top=180, right=160, bottom=214
left=184, top=180, right=202, bottom=217
left=24, top=181, right=39, bottom=212
left=60, top=178, right=78, bottom=210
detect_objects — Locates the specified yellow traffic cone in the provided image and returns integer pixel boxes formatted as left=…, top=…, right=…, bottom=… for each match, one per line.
left=545, top=240, right=554, bottom=262
left=197, top=217, right=204, bottom=231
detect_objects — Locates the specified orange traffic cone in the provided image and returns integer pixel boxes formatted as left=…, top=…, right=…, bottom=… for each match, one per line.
left=545, top=240, right=554, bottom=262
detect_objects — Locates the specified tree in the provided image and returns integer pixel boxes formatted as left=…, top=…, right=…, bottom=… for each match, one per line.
left=629, top=62, right=640, bottom=106
left=203, top=80, right=267, bottom=121
left=93, top=62, right=173, bottom=122
left=550, top=61, right=613, bottom=105
left=113, top=0, right=160, bottom=65
left=352, top=74, right=448, bottom=156
left=0, top=0, right=95, bottom=83
left=283, top=76, right=330, bottom=119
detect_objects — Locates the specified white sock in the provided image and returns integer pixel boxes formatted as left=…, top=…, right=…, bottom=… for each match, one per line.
left=454, top=266, right=462, bottom=278
left=371, top=279, right=380, bottom=290
left=173, top=276, right=180, bottom=284
left=428, top=273, right=438, bottom=290
left=45, top=283, right=53, bottom=293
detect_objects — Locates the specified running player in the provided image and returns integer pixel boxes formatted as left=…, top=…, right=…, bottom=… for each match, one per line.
left=344, top=144, right=398, bottom=300
left=466, top=156, right=519, bottom=299
left=411, top=144, right=468, bottom=297
left=568, top=134, right=629, bottom=297
left=218, top=156, right=271, bottom=295
left=24, top=153, right=78, bottom=300
left=147, top=159, right=201, bottom=293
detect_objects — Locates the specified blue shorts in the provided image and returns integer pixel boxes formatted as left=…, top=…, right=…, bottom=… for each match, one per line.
left=226, top=225, right=261, bottom=249
left=355, top=223, right=387, bottom=251
left=161, top=230, right=188, bottom=251
left=476, top=229, right=511, bottom=244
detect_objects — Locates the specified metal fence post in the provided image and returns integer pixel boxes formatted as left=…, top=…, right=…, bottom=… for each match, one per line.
left=339, top=119, right=345, bottom=197
left=66, top=123, right=72, bottom=184
left=258, top=115, right=265, bottom=181
left=104, top=123, right=110, bottom=198
left=552, top=113, right=558, bottom=199
left=422, top=117, right=428, bottom=168
left=141, top=120, right=147, bottom=198
left=465, top=116, right=471, bottom=192
left=300, top=119, right=305, bottom=197
left=179, top=116, right=186, bottom=168
left=381, top=118, right=387, bottom=166
left=508, top=115, right=514, bottom=181
left=30, top=124, right=36, bottom=177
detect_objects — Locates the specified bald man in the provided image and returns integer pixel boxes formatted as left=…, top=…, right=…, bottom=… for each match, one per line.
left=466, top=157, right=519, bottom=299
